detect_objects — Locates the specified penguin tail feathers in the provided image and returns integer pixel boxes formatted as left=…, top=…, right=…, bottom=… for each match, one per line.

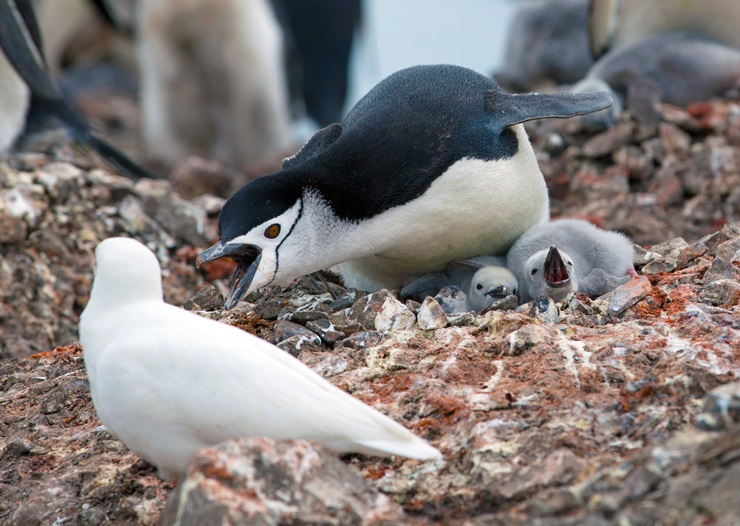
left=352, top=438, right=442, bottom=461
left=485, top=89, right=614, bottom=128
left=84, top=134, right=160, bottom=180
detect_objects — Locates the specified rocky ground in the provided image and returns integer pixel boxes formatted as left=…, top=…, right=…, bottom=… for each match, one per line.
left=1, top=98, right=739, bottom=525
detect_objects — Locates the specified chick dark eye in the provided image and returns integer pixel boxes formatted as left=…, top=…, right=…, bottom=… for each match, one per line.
left=531, top=268, right=538, bottom=275
left=476, top=283, right=483, bottom=290
left=264, top=224, right=281, bottom=239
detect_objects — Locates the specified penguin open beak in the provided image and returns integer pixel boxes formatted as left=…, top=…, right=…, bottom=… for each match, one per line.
left=485, top=285, right=508, bottom=300
left=197, top=241, right=262, bottom=310
left=543, top=246, right=570, bottom=287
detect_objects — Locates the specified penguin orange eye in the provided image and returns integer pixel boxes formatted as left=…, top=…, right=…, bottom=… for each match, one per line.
left=264, top=224, right=281, bottom=239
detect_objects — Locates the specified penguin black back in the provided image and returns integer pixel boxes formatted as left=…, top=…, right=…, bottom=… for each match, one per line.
left=300, top=65, right=520, bottom=222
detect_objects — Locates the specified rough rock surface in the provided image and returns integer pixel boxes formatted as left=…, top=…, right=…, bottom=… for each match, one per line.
left=1, top=99, right=740, bottom=525
left=160, top=437, right=407, bottom=526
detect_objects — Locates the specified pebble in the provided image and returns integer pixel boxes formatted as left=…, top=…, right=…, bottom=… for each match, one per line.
left=182, top=285, right=224, bottom=311
left=434, top=286, right=469, bottom=315
left=339, top=331, right=382, bottom=350
left=594, top=276, right=652, bottom=315
left=274, top=320, right=322, bottom=348
left=305, top=319, right=345, bottom=345
left=374, top=296, right=416, bottom=334
left=696, top=382, right=740, bottom=431
left=417, top=297, right=448, bottom=330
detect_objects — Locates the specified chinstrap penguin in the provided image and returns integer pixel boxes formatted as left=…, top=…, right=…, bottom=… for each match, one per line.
left=0, top=0, right=157, bottom=179
left=198, top=64, right=613, bottom=310
left=79, top=237, right=441, bottom=480
left=401, top=256, right=519, bottom=312
left=506, top=218, right=635, bottom=303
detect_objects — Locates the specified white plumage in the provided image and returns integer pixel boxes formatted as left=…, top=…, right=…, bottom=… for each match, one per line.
left=79, top=237, right=441, bottom=480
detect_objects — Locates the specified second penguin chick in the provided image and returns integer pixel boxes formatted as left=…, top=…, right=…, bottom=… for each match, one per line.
left=507, top=219, right=635, bottom=303
left=401, top=256, right=518, bottom=312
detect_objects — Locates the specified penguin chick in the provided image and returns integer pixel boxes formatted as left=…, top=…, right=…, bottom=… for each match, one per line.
left=401, top=256, right=518, bottom=312
left=79, top=237, right=441, bottom=480
left=507, top=218, right=634, bottom=303
left=0, top=0, right=157, bottom=179
left=468, top=265, right=519, bottom=312
left=198, top=64, right=613, bottom=309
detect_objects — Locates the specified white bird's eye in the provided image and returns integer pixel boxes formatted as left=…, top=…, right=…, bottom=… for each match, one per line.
left=264, top=223, right=281, bottom=239
left=513, top=288, right=517, bottom=295
left=476, top=283, right=483, bottom=290
left=567, top=261, right=573, bottom=267
left=531, top=268, right=538, bottom=275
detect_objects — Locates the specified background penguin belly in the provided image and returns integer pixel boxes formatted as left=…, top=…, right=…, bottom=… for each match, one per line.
left=339, top=127, right=550, bottom=292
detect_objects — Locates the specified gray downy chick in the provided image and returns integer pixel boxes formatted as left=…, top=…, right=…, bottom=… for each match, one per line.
left=401, top=256, right=518, bottom=311
left=507, top=219, right=635, bottom=303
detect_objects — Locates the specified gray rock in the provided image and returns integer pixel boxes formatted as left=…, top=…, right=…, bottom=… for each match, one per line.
left=374, top=295, right=416, bottom=334
left=286, top=309, right=330, bottom=325
left=274, top=320, right=322, bottom=348
left=305, top=318, right=346, bottom=345
left=277, top=334, right=321, bottom=357
left=328, top=291, right=357, bottom=311
left=254, top=299, right=284, bottom=320
left=160, top=438, right=406, bottom=526
left=347, top=289, right=397, bottom=331
left=34, top=162, right=82, bottom=202
left=703, top=258, right=740, bottom=282
left=339, top=331, right=382, bottom=349
left=417, top=297, right=448, bottom=330
left=699, top=280, right=740, bottom=308
left=480, top=295, right=519, bottom=314
left=447, top=312, right=476, bottom=327
left=134, top=179, right=206, bottom=246
left=535, top=295, right=559, bottom=324
left=696, top=382, right=740, bottom=431
left=0, top=213, right=27, bottom=243
left=594, top=276, right=652, bottom=315
left=434, top=286, right=469, bottom=315
left=182, top=285, right=224, bottom=311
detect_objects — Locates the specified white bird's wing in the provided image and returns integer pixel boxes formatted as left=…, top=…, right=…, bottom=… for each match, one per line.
left=89, top=301, right=440, bottom=461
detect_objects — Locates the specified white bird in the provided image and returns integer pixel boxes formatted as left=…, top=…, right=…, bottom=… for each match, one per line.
left=79, top=237, right=441, bottom=480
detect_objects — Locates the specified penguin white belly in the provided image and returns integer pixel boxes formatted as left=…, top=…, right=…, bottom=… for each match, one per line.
left=339, top=126, right=549, bottom=292
left=0, top=50, right=29, bottom=153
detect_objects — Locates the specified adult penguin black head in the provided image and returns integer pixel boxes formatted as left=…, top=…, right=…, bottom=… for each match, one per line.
left=198, top=64, right=612, bottom=309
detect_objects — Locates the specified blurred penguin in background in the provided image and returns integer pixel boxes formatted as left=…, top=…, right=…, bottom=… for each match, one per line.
left=495, top=0, right=593, bottom=92
left=273, top=0, right=362, bottom=127
left=135, top=0, right=293, bottom=170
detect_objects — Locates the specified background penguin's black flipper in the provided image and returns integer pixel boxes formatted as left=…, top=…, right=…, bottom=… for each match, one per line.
left=0, top=0, right=159, bottom=180
left=484, top=88, right=614, bottom=129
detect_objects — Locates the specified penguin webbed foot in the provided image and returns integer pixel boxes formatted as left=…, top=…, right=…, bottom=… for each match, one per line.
left=579, top=268, right=630, bottom=297
left=400, top=272, right=448, bottom=302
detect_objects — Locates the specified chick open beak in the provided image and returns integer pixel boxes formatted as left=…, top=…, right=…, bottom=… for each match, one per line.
left=543, top=246, right=571, bottom=288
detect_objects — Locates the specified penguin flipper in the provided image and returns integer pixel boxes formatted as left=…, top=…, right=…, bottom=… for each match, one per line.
left=400, top=272, right=448, bottom=301
left=484, top=88, right=614, bottom=129
left=283, top=122, right=343, bottom=169
left=0, top=0, right=57, bottom=99
left=580, top=268, right=630, bottom=297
